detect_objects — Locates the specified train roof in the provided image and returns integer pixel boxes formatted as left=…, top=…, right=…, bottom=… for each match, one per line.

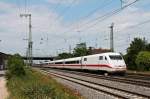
left=51, top=52, right=121, bottom=62
left=84, top=52, right=121, bottom=57
left=51, top=59, right=64, bottom=62
left=64, top=57, right=81, bottom=61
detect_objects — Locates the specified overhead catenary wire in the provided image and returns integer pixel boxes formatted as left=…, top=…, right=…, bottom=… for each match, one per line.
left=50, top=0, right=77, bottom=32
left=77, top=0, right=113, bottom=22
left=76, top=0, right=140, bottom=52
left=54, top=0, right=76, bottom=21
left=25, top=0, right=27, bottom=13
left=115, top=19, right=150, bottom=39
left=61, top=0, right=140, bottom=35
left=52, top=0, right=61, bottom=11
left=77, top=0, right=140, bottom=32
left=16, top=0, right=21, bottom=13
left=124, top=19, right=150, bottom=29
left=60, top=0, right=115, bottom=36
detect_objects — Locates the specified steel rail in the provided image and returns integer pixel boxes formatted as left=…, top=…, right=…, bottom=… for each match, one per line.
left=41, top=69, right=150, bottom=99
left=45, top=68, right=150, bottom=87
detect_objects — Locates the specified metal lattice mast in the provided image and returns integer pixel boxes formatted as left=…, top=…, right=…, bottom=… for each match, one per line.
left=20, top=14, right=33, bottom=66
left=110, top=23, right=114, bottom=52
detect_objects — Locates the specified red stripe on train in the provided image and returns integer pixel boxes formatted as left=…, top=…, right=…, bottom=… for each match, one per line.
left=47, top=64, right=112, bottom=68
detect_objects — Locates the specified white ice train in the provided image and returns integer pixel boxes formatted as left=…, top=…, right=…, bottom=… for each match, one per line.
left=44, top=52, right=127, bottom=73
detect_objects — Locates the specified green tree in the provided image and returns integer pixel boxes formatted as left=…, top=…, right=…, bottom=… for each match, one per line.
left=73, top=47, right=89, bottom=57
left=135, top=51, right=150, bottom=71
left=125, top=38, right=147, bottom=70
left=57, top=52, right=73, bottom=59
left=146, top=43, right=150, bottom=51
left=72, top=42, right=89, bottom=57
left=6, top=54, right=25, bottom=78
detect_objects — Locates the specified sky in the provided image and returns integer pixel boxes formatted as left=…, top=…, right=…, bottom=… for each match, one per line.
left=0, top=0, right=150, bottom=56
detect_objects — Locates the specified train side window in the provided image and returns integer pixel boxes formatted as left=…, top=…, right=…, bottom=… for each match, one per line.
left=77, top=60, right=80, bottom=64
left=84, top=58, right=87, bottom=61
left=105, top=57, right=107, bottom=60
left=99, top=56, right=103, bottom=60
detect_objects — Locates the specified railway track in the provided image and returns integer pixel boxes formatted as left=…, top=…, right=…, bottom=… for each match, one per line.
left=125, top=73, right=150, bottom=81
left=42, top=68, right=150, bottom=88
left=40, top=69, right=150, bottom=99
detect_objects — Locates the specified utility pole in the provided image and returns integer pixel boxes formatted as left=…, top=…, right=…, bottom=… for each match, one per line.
left=77, top=30, right=81, bottom=43
left=120, top=0, right=126, bottom=8
left=69, top=45, right=71, bottom=53
left=0, top=40, right=1, bottom=50
left=20, top=14, right=33, bottom=66
left=109, top=23, right=114, bottom=52
left=95, top=38, right=98, bottom=48
left=120, top=0, right=123, bottom=8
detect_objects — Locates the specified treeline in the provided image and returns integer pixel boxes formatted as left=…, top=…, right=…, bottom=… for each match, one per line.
left=56, top=43, right=110, bottom=59
left=124, top=38, right=150, bottom=71
left=56, top=47, right=89, bottom=59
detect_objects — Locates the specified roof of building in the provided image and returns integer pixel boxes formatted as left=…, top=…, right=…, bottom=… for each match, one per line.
left=0, top=52, right=10, bottom=59
left=89, top=48, right=111, bottom=54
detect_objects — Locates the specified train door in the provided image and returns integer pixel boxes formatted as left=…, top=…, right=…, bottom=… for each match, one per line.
left=82, top=57, right=87, bottom=69
left=103, top=56, right=108, bottom=64
left=98, top=55, right=108, bottom=71
left=98, top=56, right=108, bottom=64
left=80, top=57, right=83, bottom=69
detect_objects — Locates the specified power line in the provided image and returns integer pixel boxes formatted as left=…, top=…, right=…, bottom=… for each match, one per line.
left=60, top=0, right=114, bottom=36
left=61, top=0, right=140, bottom=35
left=125, top=19, right=150, bottom=29
left=110, top=23, right=114, bottom=52
left=79, top=8, right=122, bottom=32
left=55, top=0, right=76, bottom=21
left=78, top=0, right=140, bottom=32
left=115, top=19, right=150, bottom=39
left=25, top=0, right=27, bottom=13
left=52, top=0, right=61, bottom=11
left=77, top=0, right=113, bottom=21
left=51, top=0, right=76, bottom=32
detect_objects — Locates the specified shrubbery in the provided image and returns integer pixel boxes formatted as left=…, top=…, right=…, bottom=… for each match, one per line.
left=6, top=54, right=82, bottom=99
left=135, top=51, right=150, bottom=71
left=6, top=54, right=25, bottom=79
left=7, top=69, right=82, bottom=99
left=124, top=38, right=150, bottom=71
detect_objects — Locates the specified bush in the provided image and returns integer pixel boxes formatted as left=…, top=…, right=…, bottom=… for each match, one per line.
left=6, top=54, right=25, bottom=78
left=7, top=69, right=82, bottom=99
left=135, top=51, right=150, bottom=71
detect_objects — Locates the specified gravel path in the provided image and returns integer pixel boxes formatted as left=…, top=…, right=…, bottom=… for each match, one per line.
left=0, top=77, right=8, bottom=99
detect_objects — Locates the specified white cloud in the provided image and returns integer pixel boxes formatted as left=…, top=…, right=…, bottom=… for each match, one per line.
left=0, top=0, right=150, bottom=56
left=0, top=2, right=15, bottom=12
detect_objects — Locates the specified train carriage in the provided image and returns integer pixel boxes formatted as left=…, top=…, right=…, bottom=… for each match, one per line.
left=45, top=52, right=127, bottom=73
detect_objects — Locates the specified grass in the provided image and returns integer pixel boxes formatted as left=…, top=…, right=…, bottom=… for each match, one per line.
left=6, top=68, right=83, bottom=99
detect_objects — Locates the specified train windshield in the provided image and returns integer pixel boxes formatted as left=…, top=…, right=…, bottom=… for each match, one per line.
left=109, top=55, right=122, bottom=60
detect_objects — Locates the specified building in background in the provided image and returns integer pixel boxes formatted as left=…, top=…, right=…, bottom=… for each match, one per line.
left=76, top=43, right=86, bottom=49
left=88, top=47, right=111, bottom=55
left=0, top=52, right=10, bottom=70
